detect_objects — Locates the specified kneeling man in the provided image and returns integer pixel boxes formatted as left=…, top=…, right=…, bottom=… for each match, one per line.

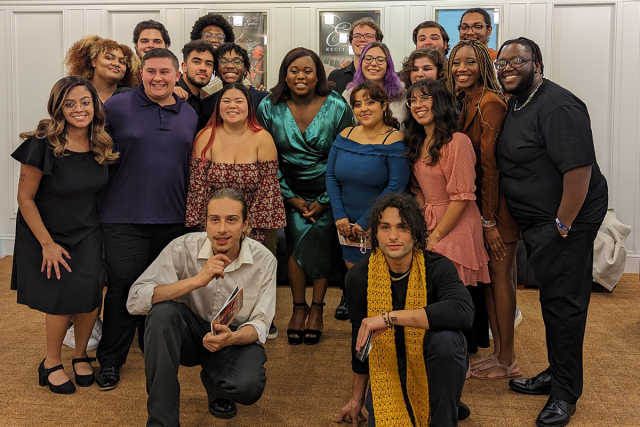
left=127, top=188, right=276, bottom=426
left=335, top=193, right=474, bottom=427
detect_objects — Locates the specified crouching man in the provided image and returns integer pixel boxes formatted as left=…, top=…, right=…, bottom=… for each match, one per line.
left=334, top=193, right=474, bottom=427
left=127, top=188, right=276, bottom=426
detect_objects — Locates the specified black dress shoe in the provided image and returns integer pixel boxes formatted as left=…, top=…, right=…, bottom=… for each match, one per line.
left=200, top=369, right=237, bottom=419
left=509, top=367, right=551, bottom=395
left=38, top=359, right=76, bottom=394
left=96, top=366, right=121, bottom=391
left=72, top=356, right=96, bottom=387
left=458, top=402, right=471, bottom=420
left=334, top=294, right=349, bottom=320
left=536, top=395, right=576, bottom=427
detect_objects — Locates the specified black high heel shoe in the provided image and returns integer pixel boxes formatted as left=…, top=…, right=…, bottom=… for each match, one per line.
left=304, top=301, right=325, bottom=345
left=287, top=302, right=308, bottom=345
left=72, top=356, right=96, bottom=387
left=38, top=359, right=76, bottom=394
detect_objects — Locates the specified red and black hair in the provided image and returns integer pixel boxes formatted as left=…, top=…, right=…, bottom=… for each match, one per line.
left=196, top=82, right=263, bottom=164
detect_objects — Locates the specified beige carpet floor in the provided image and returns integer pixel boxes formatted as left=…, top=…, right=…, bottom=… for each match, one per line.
left=0, top=256, right=639, bottom=426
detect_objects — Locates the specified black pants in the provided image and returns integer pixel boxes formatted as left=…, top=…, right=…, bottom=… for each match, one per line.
left=145, top=301, right=267, bottom=427
left=364, top=330, right=467, bottom=427
left=97, top=223, right=186, bottom=368
left=522, top=224, right=598, bottom=404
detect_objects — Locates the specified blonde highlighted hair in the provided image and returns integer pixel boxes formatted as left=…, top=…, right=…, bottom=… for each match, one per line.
left=64, top=35, right=140, bottom=87
left=19, top=76, right=118, bottom=165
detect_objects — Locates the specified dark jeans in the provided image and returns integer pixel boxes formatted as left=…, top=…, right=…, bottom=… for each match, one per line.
left=97, top=223, right=187, bottom=368
left=145, top=301, right=267, bottom=427
left=522, top=223, right=598, bottom=404
left=364, top=330, right=467, bottom=427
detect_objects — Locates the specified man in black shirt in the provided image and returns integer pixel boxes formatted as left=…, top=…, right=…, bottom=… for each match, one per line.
left=178, top=40, right=216, bottom=132
left=328, top=17, right=384, bottom=95
left=495, top=38, right=608, bottom=427
left=334, top=193, right=473, bottom=427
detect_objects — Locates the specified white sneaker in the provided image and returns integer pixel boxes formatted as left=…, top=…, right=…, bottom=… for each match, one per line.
left=514, top=307, right=523, bottom=328
left=87, top=318, right=102, bottom=351
left=61, top=319, right=102, bottom=351
left=63, top=324, right=76, bottom=349
left=489, top=307, right=523, bottom=340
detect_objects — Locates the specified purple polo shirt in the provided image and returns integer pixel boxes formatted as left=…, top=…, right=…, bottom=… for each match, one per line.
left=101, top=83, right=198, bottom=224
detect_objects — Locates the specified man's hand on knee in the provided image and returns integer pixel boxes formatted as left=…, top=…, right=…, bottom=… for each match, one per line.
left=203, top=324, right=233, bottom=352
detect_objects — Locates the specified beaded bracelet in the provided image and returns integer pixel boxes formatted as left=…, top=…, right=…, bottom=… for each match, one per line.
left=382, top=312, right=393, bottom=329
left=481, top=216, right=497, bottom=228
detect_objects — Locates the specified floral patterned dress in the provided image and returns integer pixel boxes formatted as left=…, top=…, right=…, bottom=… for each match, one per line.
left=185, top=158, right=286, bottom=243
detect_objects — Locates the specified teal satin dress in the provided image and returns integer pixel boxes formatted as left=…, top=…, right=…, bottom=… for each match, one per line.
left=257, top=91, right=355, bottom=278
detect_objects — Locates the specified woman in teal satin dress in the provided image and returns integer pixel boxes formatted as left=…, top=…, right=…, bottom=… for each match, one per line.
left=257, top=47, right=354, bottom=345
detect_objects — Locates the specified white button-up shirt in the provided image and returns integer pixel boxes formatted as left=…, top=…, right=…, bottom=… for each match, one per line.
left=127, top=232, right=277, bottom=344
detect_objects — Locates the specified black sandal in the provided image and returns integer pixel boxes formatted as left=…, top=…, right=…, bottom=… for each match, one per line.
left=304, top=302, right=325, bottom=345
left=72, top=356, right=97, bottom=387
left=287, top=302, right=308, bottom=345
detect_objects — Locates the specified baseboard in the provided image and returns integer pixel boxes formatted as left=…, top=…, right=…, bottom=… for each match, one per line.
left=0, top=234, right=14, bottom=256
left=625, top=254, right=640, bottom=274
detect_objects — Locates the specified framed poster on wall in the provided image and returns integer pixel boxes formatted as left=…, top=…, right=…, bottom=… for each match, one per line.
left=435, top=8, right=500, bottom=51
left=221, top=12, right=268, bottom=87
left=318, top=10, right=380, bottom=74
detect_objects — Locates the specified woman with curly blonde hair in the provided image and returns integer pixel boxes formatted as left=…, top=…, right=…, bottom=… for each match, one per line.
left=65, top=35, right=140, bottom=102
left=12, top=76, right=117, bottom=393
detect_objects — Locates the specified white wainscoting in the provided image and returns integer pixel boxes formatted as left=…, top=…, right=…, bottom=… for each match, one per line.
left=0, top=0, right=638, bottom=273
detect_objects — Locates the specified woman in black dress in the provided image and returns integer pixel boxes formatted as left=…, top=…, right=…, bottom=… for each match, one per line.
left=11, top=76, right=118, bottom=394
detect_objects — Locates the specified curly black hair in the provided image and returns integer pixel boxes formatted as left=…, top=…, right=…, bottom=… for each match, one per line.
left=190, top=13, right=235, bottom=43
left=369, top=193, right=427, bottom=251
left=214, top=43, right=250, bottom=81
left=132, top=20, right=171, bottom=47
left=182, top=39, right=216, bottom=63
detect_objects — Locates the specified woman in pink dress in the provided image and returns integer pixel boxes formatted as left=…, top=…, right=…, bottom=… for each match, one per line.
left=405, top=79, right=490, bottom=287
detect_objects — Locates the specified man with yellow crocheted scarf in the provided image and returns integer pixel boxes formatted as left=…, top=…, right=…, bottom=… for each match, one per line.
left=334, top=193, right=474, bottom=427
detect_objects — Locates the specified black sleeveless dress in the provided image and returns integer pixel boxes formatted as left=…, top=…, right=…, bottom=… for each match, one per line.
left=11, top=137, right=108, bottom=314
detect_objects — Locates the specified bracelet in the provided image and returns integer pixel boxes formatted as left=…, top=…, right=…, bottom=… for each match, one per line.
left=382, top=312, right=393, bottom=329
left=555, top=218, right=571, bottom=231
left=481, top=216, right=497, bottom=228
left=482, top=225, right=496, bottom=233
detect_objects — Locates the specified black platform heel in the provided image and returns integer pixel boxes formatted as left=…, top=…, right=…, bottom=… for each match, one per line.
left=38, top=359, right=76, bottom=394
left=287, top=302, right=308, bottom=345
left=304, top=301, right=325, bottom=345
left=72, top=356, right=96, bottom=387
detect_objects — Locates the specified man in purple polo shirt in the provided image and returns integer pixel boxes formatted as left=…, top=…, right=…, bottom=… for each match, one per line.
left=96, top=48, right=198, bottom=391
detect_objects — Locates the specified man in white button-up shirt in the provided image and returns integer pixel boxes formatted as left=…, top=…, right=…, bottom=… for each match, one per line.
left=127, top=189, right=276, bottom=425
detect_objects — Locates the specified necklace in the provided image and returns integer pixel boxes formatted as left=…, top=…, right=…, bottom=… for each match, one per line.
left=390, top=269, right=411, bottom=281
left=513, top=79, right=543, bottom=112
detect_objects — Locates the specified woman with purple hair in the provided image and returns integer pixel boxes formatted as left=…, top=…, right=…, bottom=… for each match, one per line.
left=344, top=42, right=407, bottom=127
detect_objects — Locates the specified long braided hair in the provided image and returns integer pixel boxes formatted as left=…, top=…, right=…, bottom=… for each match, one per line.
left=446, top=40, right=506, bottom=133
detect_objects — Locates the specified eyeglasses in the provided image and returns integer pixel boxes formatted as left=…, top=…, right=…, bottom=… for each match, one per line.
left=62, top=100, right=93, bottom=111
left=458, top=23, right=489, bottom=33
left=494, top=57, right=533, bottom=70
left=352, top=33, right=376, bottom=41
left=405, top=94, right=432, bottom=108
left=218, top=58, right=244, bottom=66
left=202, top=32, right=226, bottom=42
left=362, top=55, right=387, bottom=65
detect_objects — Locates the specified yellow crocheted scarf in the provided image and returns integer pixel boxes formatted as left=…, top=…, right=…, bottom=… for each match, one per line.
left=367, top=247, right=429, bottom=427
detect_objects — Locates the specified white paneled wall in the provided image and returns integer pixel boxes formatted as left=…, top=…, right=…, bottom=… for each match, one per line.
left=1, top=0, right=639, bottom=273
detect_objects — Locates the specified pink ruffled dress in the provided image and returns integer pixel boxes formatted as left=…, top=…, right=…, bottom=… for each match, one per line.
left=412, top=132, right=490, bottom=286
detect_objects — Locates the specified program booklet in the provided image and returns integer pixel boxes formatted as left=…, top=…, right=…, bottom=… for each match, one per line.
left=355, top=331, right=373, bottom=362
left=210, top=286, right=244, bottom=334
